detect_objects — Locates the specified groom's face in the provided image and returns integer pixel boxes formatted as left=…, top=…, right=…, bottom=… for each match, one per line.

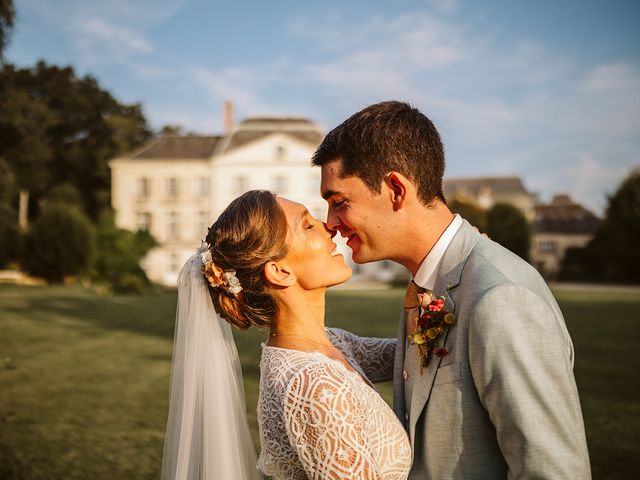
left=320, top=158, right=393, bottom=264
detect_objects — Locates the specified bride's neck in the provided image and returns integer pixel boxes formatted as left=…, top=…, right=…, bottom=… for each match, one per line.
left=270, top=287, right=327, bottom=340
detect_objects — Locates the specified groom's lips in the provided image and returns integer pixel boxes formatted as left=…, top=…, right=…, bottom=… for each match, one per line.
left=346, top=233, right=360, bottom=250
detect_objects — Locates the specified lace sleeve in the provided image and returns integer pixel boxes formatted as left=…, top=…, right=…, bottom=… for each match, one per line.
left=329, top=328, right=396, bottom=383
left=283, top=362, right=383, bottom=480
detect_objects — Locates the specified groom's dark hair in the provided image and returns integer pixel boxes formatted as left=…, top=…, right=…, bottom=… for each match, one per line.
left=312, top=100, right=446, bottom=205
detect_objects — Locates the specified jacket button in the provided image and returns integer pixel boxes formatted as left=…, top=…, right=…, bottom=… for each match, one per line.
left=402, top=370, right=408, bottom=380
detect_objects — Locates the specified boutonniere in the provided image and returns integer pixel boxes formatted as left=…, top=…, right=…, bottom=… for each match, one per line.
left=408, top=295, right=455, bottom=374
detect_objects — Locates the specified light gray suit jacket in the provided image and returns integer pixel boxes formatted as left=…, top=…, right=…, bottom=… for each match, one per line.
left=393, top=219, right=591, bottom=479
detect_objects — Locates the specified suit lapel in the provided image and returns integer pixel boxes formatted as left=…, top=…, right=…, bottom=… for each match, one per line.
left=407, top=220, right=481, bottom=446
left=393, top=309, right=408, bottom=428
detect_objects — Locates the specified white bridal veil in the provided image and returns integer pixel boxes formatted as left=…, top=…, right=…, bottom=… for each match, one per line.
left=161, top=247, right=261, bottom=480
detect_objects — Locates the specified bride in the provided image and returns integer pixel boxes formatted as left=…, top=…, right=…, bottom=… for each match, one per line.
left=161, top=190, right=411, bottom=480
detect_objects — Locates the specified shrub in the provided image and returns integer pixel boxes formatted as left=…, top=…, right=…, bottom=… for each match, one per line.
left=90, top=211, right=156, bottom=293
left=21, top=204, right=95, bottom=283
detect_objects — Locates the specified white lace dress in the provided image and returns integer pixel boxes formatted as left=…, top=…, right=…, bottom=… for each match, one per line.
left=257, top=328, right=411, bottom=480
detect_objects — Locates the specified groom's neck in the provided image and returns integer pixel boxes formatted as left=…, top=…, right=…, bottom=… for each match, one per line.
left=392, top=200, right=454, bottom=276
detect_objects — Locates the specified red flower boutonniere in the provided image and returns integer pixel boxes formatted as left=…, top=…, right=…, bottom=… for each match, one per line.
left=409, top=295, right=455, bottom=374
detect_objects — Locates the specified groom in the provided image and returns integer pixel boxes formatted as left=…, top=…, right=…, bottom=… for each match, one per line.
left=313, top=101, right=591, bottom=479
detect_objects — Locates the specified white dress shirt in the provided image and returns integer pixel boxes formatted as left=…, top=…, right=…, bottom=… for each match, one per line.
left=412, top=214, right=463, bottom=291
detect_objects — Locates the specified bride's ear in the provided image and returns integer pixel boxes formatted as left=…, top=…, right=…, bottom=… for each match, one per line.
left=264, top=261, right=297, bottom=287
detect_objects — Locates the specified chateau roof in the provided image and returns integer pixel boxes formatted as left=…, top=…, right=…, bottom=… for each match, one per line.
left=444, top=177, right=530, bottom=196
left=533, top=195, right=601, bottom=234
left=219, top=117, right=324, bottom=153
left=131, top=135, right=222, bottom=160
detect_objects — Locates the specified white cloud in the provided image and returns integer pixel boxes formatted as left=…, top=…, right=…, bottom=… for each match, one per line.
left=74, top=17, right=154, bottom=61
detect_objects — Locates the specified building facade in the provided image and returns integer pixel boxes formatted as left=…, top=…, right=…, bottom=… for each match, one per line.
left=530, top=195, right=600, bottom=279
left=444, top=176, right=537, bottom=220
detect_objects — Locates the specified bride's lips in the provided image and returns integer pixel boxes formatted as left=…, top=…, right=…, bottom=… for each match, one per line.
left=329, top=242, right=342, bottom=257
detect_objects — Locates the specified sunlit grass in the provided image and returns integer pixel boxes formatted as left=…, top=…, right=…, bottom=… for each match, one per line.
left=0, top=284, right=638, bottom=479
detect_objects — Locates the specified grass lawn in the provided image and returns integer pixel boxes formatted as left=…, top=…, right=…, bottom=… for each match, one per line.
left=1, top=284, right=639, bottom=479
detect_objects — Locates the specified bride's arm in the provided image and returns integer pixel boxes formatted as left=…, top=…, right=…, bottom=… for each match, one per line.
left=329, top=328, right=396, bottom=383
left=283, top=364, right=383, bottom=480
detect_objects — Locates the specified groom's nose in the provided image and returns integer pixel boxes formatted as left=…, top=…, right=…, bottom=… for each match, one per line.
left=326, top=209, right=341, bottom=232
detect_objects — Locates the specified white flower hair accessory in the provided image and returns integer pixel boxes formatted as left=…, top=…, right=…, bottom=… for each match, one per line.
left=200, top=242, right=243, bottom=295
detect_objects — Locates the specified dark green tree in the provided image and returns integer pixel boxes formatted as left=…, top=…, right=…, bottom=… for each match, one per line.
left=448, top=197, right=486, bottom=231
left=588, top=170, right=640, bottom=283
left=485, top=203, right=531, bottom=261
left=0, top=158, right=20, bottom=267
left=21, top=204, right=95, bottom=283
left=0, top=61, right=151, bottom=219
left=90, top=211, right=157, bottom=293
left=0, top=202, right=19, bottom=267
left=0, top=0, right=14, bottom=59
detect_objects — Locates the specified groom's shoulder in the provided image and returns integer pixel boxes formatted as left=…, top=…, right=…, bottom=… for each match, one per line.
left=462, top=236, right=550, bottom=299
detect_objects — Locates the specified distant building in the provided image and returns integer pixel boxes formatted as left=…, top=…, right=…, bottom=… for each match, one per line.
left=109, top=114, right=401, bottom=286
left=444, top=176, right=537, bottom=220
left=531, top=194, right=600, bottom=278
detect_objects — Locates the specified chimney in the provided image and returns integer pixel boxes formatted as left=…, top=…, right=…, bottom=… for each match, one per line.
left=223, top=100, right=234, bottom=133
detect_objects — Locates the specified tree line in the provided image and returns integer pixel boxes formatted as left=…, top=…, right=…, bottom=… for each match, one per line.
left=0, top=60, right=158, bottom=290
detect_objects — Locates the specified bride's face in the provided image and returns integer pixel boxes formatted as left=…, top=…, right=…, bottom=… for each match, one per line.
left=277, top=197, right=352, bottom=289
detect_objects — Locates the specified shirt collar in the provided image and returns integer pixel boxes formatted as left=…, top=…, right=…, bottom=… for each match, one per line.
left=413, top=214, right=463, bottom=291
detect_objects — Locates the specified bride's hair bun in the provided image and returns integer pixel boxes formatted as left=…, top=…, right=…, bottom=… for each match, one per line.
left=205, top=190, right=288, bottom=330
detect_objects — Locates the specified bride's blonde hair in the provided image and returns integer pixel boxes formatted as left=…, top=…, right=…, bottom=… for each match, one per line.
left=205, top=190, right=289, bottom=330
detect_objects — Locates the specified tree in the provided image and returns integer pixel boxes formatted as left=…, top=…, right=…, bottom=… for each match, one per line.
left=485, top=203, right=531, bottom=261
left=0, top=157, right=20, bottom=267
left=89, top=211, right=157, bottom=293
left=0, top=0, right=14, bottom=59
left=0, top=61, right=151, bottom=219
left=588, top=170, right=640, bottom=283
left=21, top=204, right=94, bottom=283
left=0, top=202, right=19, bottom=267
left=448, top=197, right=486, bottom=231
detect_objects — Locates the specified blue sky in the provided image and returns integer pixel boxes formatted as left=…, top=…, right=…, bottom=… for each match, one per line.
left=6, top=0, right=640, bottom=214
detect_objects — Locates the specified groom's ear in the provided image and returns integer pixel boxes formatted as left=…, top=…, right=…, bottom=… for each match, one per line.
left=264, top=261, right=297, bottom=288
left=385, top=171, right=409, bottom=211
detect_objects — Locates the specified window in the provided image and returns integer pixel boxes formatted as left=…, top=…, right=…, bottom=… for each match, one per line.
left=273, top=175, right=287, bottom=194
left=136, top=211, right=152, bottom=231
left=538, top=240, right=557, bottom=254
left=194, top=177, right=209, bottom=197
left=274, top=145, right=286, bottom=160
left=233, top=176, right=248, bottom=195
left=167, top=211, right=180, bottom=241
left=195, top=211, right=209, bottom=239
left=137, top=177, right=150, bottom=198
left=166, top=177, right=179, bottom=198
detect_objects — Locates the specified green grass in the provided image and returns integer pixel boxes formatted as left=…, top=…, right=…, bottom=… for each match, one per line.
left=0, top=285, right=638, bottom=479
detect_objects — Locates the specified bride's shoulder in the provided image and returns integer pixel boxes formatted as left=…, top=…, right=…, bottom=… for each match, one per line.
left=325, top=326, right=356, bottom=343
